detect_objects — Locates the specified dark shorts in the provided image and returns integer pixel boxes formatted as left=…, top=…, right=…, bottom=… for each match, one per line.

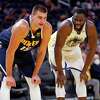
left=0, top=44, right=37, bottom=79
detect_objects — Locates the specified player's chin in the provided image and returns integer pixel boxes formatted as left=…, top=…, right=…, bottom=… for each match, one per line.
left=39, top=24, right=44, bottom=28
left=39, top=26, right=43, bottom=29
left=76, top=26, right=81, bottom=30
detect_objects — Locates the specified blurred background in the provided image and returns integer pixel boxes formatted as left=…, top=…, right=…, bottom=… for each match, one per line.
left=0, top=0, right=100, bottom=100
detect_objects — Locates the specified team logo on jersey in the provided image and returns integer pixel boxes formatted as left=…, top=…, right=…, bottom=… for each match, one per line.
left=21, top=39, right=39, bottom=47
left=66, top=36, right=84, bottom=47
left=19, top=39, right=39, bottom=51
left=19, top=29, right=41, bottom=51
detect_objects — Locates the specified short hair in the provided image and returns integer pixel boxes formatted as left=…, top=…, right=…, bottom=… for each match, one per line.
left=32, top=4, right=48, bottom=15
left=73, top=8, right=87, bottom=17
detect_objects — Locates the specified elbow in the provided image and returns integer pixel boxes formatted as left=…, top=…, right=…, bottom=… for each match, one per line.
left=39, top=48, right=46, bottom=57
left=6, top=48, right=15, bottom=58
left=88, top=42, right=97, bottom=53
left=88, top=47, right=96, bottom=54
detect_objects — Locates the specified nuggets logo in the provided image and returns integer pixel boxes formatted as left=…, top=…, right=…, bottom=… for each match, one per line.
left=21, top=39, right=39, bottom=47
left=19, top=29, right=41, bottom=51
left=19, top=39, right=40, bottom=51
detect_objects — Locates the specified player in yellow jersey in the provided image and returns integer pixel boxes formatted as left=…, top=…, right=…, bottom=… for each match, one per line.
left=48, top=8, right=97, bottom=100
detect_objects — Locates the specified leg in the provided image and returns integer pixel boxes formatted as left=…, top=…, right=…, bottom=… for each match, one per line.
left=48, top=46, right=66, bottom=100
left=15, top=50, right=41, bottom=99
left=71, top=69, right=87, bottom=100
left=53, top=70, right=66, bottom=100
left=0, top=77, right=11, bottom=100
left=25, top=76, right=41, bottom=100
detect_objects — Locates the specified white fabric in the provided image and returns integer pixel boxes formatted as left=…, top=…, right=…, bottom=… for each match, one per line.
left=62, top=17, right=86, bottom=51
left=25, top=77, right=41, bottom=100
left=48, top=44, right=84, bottom=70
left=0, top=76, right=41, bottom=100
left=0, top=77, right=10, bottom=100
left=53, top=70, right=66, bottom=98
left=71, top=69, right=87, bottom=97
left=53, top=68, right=87, bottom=98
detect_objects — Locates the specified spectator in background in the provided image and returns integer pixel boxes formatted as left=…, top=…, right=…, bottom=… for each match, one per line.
left=17, top=8, right=29, bottom=20
left=86, top=53, right=100, bottom=100
left=44, top=0, right=63, bottom=32
left=82, top=46, right=100, bottom=100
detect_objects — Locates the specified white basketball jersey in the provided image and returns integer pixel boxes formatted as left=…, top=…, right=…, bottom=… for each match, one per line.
left=48, top=17, right=87, bottom=70
left=62, top=17, right=87, bottom=51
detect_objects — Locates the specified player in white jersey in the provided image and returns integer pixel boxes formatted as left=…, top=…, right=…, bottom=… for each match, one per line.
left=48, top=8, right=97, bottom=100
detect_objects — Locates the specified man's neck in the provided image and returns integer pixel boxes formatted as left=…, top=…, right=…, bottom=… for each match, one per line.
left=31, top=23, right=39, bottom=32
left=29, top=16, right=39, bottom=32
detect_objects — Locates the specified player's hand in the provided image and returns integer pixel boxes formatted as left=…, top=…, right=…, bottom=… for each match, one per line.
left=80, top=71, right=88, bottom=82
left=6, top=76, right=16, bottom=87
left=31, top=74, right=41, bottom=85
left=56, top=70, right=66, bottom=88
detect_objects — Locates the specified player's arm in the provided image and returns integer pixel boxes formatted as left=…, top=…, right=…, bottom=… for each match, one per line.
left=82, top=21, right=97, bottom=75
left=32, top=22, right=52, bottom=76
left=55, top=21, right=71, bottom=87
left=55, top=21, right=71, bottom=73
left=6, top=20, right=29, bottom=77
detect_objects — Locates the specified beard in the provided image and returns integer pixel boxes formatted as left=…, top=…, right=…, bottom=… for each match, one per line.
left=74, top=24, right=84, bottom=32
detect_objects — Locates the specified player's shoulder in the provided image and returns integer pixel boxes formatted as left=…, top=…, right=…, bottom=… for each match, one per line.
left=12, top=19, right=29, bottom=30
left=11, top=19, right=29, bottom=36
left=59, top=18, right=72, bottom=29
left=86, top=20, right=95, bottom=28
left=86, top=20, right=97, bottom=36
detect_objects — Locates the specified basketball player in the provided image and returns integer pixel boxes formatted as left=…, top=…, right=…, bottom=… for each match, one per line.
left=48, top=8, right=97, bottom=100
left=0, top=4, right=52, bottom=100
